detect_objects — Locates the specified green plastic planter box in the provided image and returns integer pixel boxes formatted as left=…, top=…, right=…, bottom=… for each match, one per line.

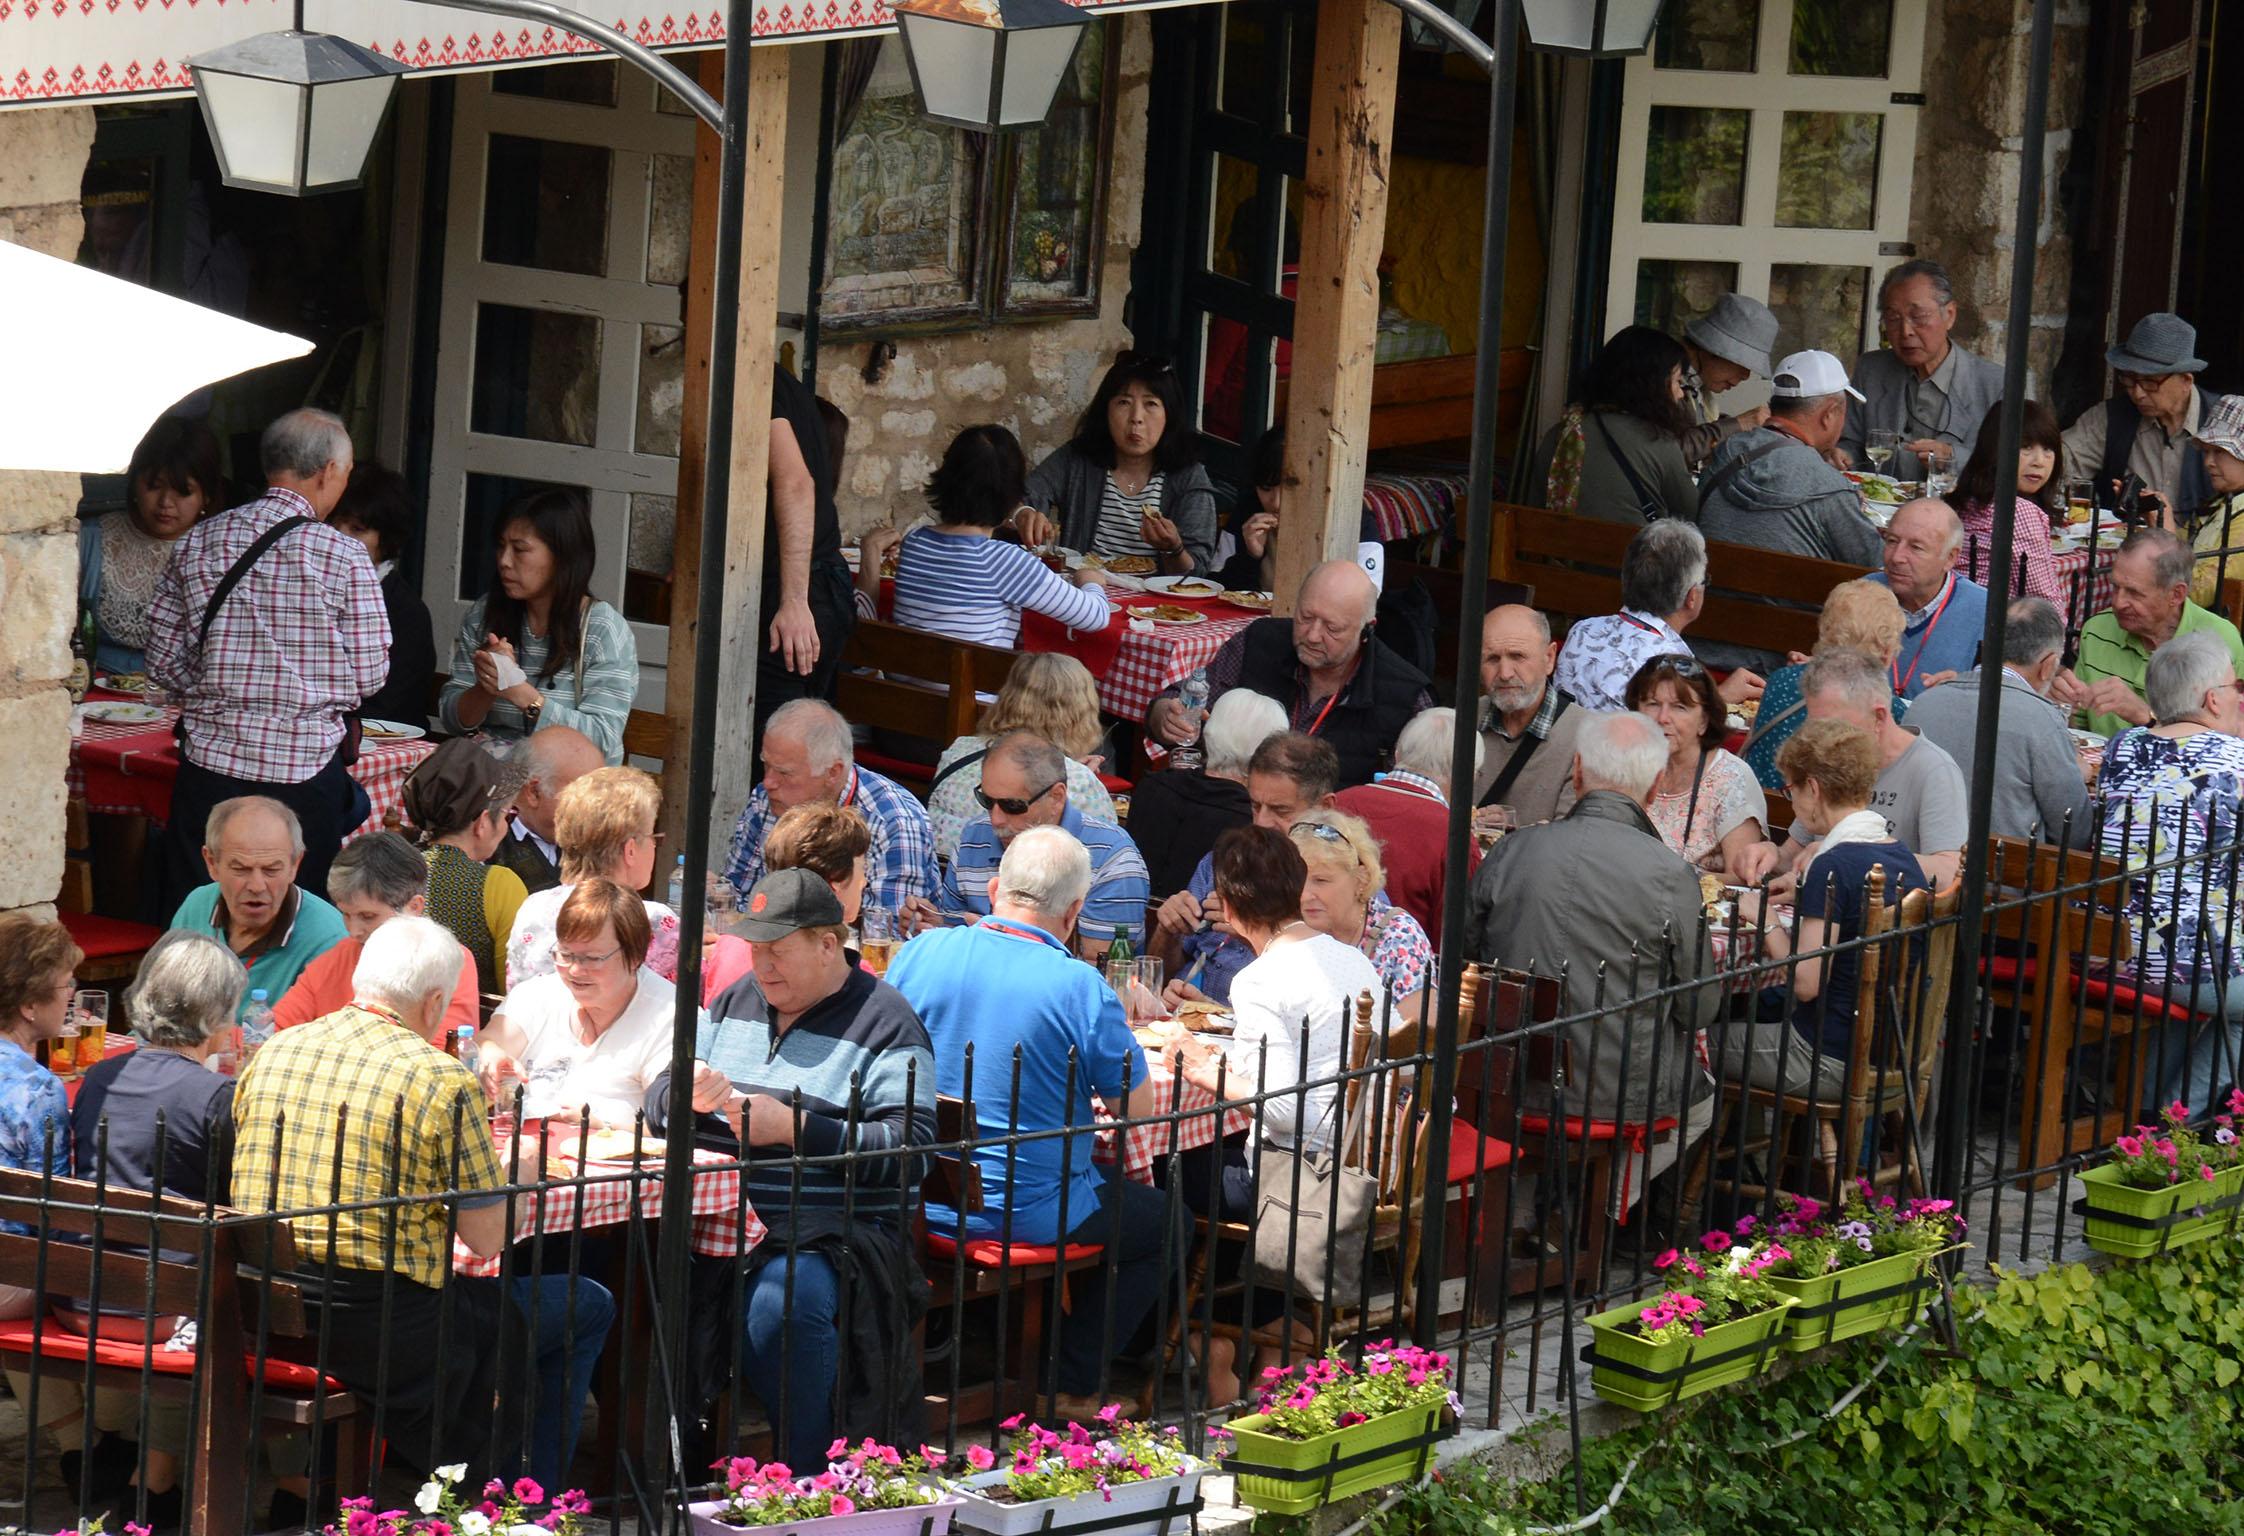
left=2076, top=1160, right=2244, bottom=1259
left=1222, top=1404, right=1453, bottom=1516
left=1583, top=1298, right=1792, bottom=1413
left=1765, top=1247, right=1949, bottom=1353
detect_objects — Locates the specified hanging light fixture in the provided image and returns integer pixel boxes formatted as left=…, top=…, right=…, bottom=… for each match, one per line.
left=1518, top=0, right=1666, bottom=56
left=188, top=30, right=408, bottom=196
left=888, top=0, right=1091, bottom=132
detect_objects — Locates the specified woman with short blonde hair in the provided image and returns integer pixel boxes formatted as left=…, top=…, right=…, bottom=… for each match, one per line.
left=1287, top=809, right=1432, bottom=1016
left=507, top=766, right=680, bottom=984
left=1745, top=578, right=1911, bottom=789
left=928, top=653, right=1115, bottom=859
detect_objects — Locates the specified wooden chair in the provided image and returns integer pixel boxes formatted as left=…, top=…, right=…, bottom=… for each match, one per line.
left=59, top=910, right=163, bottom=988
left=835, top=620, right=1020, bottom=797
left=622, top=708, right=669, bottom=764
left=0, top=1172, right=367, bottom=1536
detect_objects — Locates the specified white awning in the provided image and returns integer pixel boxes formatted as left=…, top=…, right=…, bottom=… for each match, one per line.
left=0, top=0, right=1192, bottom=108
left=0, top=241, right=312, bottom=472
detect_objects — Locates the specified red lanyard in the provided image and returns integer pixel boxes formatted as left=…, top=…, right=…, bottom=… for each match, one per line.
left=1619, top=611, right=1665, bottom=637
left=980, top=916, right=1067, bottom=954
left=1304, top=689, right=1342, bottom=738
left=1892, top=578, right=1956, bottom=696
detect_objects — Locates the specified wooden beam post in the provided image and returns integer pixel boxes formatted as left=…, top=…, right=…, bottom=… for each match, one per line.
left=663, top=44, right=794, bottom=857
left=1273, top=0, right=1402, bottom=613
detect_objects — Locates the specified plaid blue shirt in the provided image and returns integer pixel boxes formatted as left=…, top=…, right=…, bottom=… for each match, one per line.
left=940, top=804, right=1150, bottom=949
left=724, top=764, right=938, bottom=913
left=0, top=1042, right=70, bottom=1236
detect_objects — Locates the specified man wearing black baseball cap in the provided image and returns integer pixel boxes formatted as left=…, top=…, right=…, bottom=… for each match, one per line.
left=646, top=867, right=934, bottom=1471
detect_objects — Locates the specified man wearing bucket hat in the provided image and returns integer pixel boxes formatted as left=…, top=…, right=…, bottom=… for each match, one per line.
left=2062, top=313, right=2222, bottom=520
left=646, top=866, right=935, bottom=1471
left=2186, top=395, right=2244, bottom=607
left=1840, top=258, right=2007, bottom=480
left=1679, top=293, right=1779, bottom=470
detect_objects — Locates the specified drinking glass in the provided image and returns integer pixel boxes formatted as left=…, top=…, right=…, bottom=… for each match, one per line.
left=70, top=991, right=109, bottom=1071
left=1473, top=804, right=1519, bottom=849
left=2064, top=479, right=2094, bottom=526
left=1134, top=956, right=1166, bottom=1008
left=1865, top=429, right=1899, bottom=474
left=1923, top=442, right=1956, bottom=498
left=860, top=906, right=898, bottom=975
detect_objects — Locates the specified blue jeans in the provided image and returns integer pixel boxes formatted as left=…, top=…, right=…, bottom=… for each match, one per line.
left=1050, top=1165, right=1178, bottom=1396
left=2147, top=974, right=2244, bottom=1116
left=509, top=1272, right=616, bottom=1492
left=742, top=1251, right=840, bottom=1472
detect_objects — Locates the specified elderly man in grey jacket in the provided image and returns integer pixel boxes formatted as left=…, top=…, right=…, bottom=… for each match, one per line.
left=1466, top=710, right=1718, bottom=1205
left=1904, top=597, right=2093, bottom=846
left=1839, top=259, right=2007, bottom=480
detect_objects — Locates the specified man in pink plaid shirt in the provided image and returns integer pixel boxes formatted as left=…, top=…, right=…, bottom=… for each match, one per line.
left=149, top=409, right=391, bottom=909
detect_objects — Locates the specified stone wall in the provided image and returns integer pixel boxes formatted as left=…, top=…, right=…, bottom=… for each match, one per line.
left=1909, top=0, right=2092, bottom=394
left=0, top=105, right=96, bottom=920
left=815, top=16, right=1152, bottom=536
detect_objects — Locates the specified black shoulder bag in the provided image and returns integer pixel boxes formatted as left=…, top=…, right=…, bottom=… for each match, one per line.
left=1478, top=692, right=1572, bottom=809
left=1591, top=412, right=1668, bottom=523
left=177, top=516, right=362, bottom=766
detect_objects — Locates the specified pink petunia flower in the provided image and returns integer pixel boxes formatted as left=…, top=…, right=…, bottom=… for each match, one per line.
left=2115, top=1135, right=2144, bottom=1158
left=1701, top=1230, right=1732, bottom=1253
left=966, top=1444, right=996, bottom=1471
left=830, top=1496, right=857, bottom=1516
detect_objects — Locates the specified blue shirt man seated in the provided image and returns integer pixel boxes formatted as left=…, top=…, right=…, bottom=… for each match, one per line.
left=646, top=867, right=935, bottom=1472
left=934, top=731, right=1150, bottom=958
left=889, top=825, right=1184, bottom=1419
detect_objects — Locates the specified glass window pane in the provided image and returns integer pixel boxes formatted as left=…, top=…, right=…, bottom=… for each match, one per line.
left=1654, top=0, right=1759, bottom=71
left=638, top=324, right=684, bottom=457
left=1635, top=259, right=1741, bottom=335
left=482, top=134, right=611, bottom=276
left=624, top=493, right=676, bottom=625
left=1768, top=262, right=1869, bottom=360
left=1776, top=112, right=1882, bottom=229
left=1789, top=0, right=1893, bottom=77
left=647, top=152, right=693, bottom=287
left=1641, top=106, right=1748, bottom=225
left=1002, top=24, right=1106, bottom=310
left=459, top=473, right=583, bottom=602
left=493, top=60, right=618, bottom=105
left=1218, top=7, right=1271, bottom=120
left=1209, top=154, right=1262, bottom=279
left=472, top=303, right=602, bottom=447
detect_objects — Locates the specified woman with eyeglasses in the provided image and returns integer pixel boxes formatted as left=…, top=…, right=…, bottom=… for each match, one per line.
left=1288, top=810, right=1431, bottom=1021
left=507, top=766, right=681, bottom=987
left=1624, top=653, right=1767, bottom=873
left=1011, top=354, right=1220, bottom=576
left=481, top=879, right=677, bottom=1125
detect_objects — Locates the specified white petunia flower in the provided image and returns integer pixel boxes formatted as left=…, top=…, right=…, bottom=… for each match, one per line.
left=458, top=1513, right=492, bottom=1536
left=436, top=1463, right=469, bottom=1484
left=415, top=1481, right=445, bottom=1514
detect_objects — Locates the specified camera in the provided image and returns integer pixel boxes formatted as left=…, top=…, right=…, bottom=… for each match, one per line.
left=2105, top=472, right=2165, bottom=527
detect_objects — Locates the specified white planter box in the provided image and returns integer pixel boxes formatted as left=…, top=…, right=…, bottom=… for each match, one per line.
left=686, top=1495, right=962, bottom=1536
left=950, top=1462, right=1206, bottom=1536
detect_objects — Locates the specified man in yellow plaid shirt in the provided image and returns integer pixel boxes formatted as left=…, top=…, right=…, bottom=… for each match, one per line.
left=233, top=916, right=510, bottom=1478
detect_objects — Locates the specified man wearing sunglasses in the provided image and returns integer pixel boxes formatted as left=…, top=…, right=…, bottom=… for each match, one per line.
left=2060, top=313, right=2216, bottom=523
left=930, top=732, right=1149, bottom=960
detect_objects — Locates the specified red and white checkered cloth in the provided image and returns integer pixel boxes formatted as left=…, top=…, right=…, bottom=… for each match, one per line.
left=68, top=698, right=432, bottom=838
left=453, top=1146, right=764, bottom=1278
left=1096, top=1064, right=1258, bottom=1185
left=1022, top=594, right=1262, bottom=721
left=2050, top=545, right=2117, bottom=627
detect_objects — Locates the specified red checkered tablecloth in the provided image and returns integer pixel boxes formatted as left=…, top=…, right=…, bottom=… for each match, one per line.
left=1096, top=1061, right=1258, bottom=1184
left=453, top=1145, right=764, bottom=1278
left=2050, top=545, right=2117, bottom=625
left=68, top=695, right=432, bottom=838
left=1022, top=594, right=1263, bottom=722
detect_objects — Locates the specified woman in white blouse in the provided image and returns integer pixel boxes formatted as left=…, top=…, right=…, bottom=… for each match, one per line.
left=507, top=766, right=680, bottom=984
left=480, top=880, right=678, bottom=1127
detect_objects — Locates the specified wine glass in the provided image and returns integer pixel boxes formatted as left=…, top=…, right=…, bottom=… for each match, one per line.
left=1866, top=429, right=1900, bottom=476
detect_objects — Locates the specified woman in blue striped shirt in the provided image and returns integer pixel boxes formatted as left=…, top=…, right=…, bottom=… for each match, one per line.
left=891, top=425, right=1114, bottom=647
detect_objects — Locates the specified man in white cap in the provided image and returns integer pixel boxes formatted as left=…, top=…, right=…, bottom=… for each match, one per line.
left=2061, top=313, right=2220, bottom=520
left=2186, top=394, right=2244, bottom=607
left=1679, top=293, right=1779, bottom=470
left=1839, top=258, right=2006, bottom=479
left=1696, top=349, right=1885, bottom=570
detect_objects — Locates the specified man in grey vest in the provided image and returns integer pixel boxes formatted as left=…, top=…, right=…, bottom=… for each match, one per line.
left=2060, top=312, right=2220, bottom=524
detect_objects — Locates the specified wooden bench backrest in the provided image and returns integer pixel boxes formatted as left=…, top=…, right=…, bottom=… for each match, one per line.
left=1492, top=505, right=1868, bottom=659
left=925, top=1093, right=985, bottom=1214
left=623, top=709, right=669, bottom=763
left=836, top=619, right=1021, bottom=750
left=1983, top=835, right=2133, bottom=962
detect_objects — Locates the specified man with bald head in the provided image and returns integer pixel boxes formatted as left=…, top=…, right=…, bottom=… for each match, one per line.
left=1146, top=559, right=1432, bottom=787
left=1867, top=498, right=1986, bottom=699
left=491, top=725, right=604, bottom=894
left=168, top=796, right=348, bottom=1019
left=1474, top=605, right=1584, bottom=828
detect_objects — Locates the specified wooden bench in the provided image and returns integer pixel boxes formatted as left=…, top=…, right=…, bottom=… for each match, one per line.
left=1491, top=505, right=1871, bottom=661
left=836, top=620, right=1022, bottom=796
left=0, top=1171, right=367, bottom=1536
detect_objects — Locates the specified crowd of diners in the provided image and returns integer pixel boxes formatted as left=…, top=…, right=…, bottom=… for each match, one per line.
left=19, top=276, right=2244, bottom=1523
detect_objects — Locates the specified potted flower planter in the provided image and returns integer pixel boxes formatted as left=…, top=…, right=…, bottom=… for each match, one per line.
left=686, top=1496, right=961, bottom=1536
left=1583, top=1298, right=1792, bottom=1413
left=1764, top=1247, right=1957, bottom=1353
left=1223, top=1404, right=1454, bottom=1516
left=951, top=1460, right=1206, bottom=1536
left=2075, top=1160, right=2244, bottom=1260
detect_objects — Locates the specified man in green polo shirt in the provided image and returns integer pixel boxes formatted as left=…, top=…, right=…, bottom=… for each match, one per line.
left=168, top=796, right=348, bottom=1021
left=2057, top=527, right=2244, bottom=738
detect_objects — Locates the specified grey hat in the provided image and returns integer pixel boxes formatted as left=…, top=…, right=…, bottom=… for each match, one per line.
left=1684, top=294, right=1779, bottom=377
left=2107, top=312, right=2205, bottom=375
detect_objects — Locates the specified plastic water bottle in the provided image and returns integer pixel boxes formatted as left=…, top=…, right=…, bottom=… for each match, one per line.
left=239, top=990, right=274, bottom=1068
left=1171, top=668, right=1211, bottom=771
left=668, top=853, right=687, bottom=911
left=454, top=1021, right=476, bottom=1063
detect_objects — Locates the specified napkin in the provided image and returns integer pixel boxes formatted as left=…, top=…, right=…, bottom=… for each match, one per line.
left=490, top=651, right=529, bottom=691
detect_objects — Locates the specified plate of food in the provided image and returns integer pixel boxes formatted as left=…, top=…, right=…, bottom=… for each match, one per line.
left=1128, top=603, right=1208, bottom=626
left=78, top=700, right=164, bottom=725
left=575, top=1127, right=667, bottom=1163
left=2068, top=727, right=2107, bottom=753
left=1143, top=574, right=1223, bottom=598
left=93, top=671, right=156, bottom=697
left=1844, top=472, right=1917, bottom=504
left=360, top=718, right=427, bottom=742
left=1175, top=998, right=1234, bottom=1034
left=1086, top=552, right=1160, bottom=576
left=1222, top=590, right=1274, bottom=611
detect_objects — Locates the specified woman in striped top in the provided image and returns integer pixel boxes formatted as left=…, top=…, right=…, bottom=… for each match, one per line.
left=891, top=424, right=1114, bottom=646
left=1014, top=353, right=1220, bottom=575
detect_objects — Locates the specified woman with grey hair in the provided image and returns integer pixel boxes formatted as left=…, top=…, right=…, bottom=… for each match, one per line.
left=1126, top=688, right=1287, bottom=897
left=66, top=930, right=247, bottom=1530
left=2094, top=629, right=2244, bottom=1113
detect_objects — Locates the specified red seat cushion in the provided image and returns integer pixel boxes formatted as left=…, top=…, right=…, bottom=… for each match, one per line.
left=1445, top=1122, right=1514, bottom=1183
left=2073, top=976, right=2197, bottom=1023
left=923, top=1232, right=1103, bottom=1268
left=0, top=1319, right=344, bottom=1394
left=1981, top=955, right=2036, bottom=985
left=1097, top=773, right=1134, bottom=795
left=853, top=748, right=933, bottom=789
left=1518, top=1115, right=1680, bottom=1148
left=59, top=913, right=162, bottom=962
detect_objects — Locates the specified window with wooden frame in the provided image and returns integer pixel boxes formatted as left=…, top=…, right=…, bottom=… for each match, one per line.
left=817, top=25, right=1118, bottom=335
